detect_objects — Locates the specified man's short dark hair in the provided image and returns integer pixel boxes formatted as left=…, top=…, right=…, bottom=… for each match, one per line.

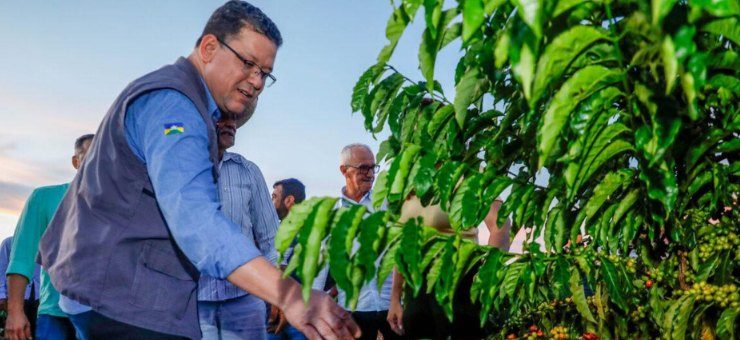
left=74, top=134, right=94, bottom=154
left=196, top=1, right=282, bottom=48
left=274, top=178, right=305, bottom=203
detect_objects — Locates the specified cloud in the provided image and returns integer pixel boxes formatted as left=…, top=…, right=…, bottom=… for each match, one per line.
left=0, top=181, right=33, bottom=216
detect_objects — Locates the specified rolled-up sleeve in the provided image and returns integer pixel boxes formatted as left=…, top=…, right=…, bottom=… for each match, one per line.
left=6, top=190, right=43, bottom=283
left=126, top=89, right=261, bottom=279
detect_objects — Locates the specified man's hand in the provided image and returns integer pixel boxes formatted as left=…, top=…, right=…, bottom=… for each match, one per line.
left=388, top=268, right=405, bottom=335
left=227, top=257, right=360, bottom=340
left=4, top=307, right=31, bottom=340
left=282, top=289, right=361, bottom=340
left=387, top=298, right=404, bottom=335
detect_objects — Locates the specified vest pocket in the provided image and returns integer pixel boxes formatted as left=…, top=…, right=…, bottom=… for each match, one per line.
left=130, top=240, right=196, bottom=319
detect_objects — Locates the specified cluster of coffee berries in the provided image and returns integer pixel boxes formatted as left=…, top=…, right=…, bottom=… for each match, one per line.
left=630, top=305, right=647, bottom=320
left=625, top=259, right=636, bottom=274
left=550, top=326, right=569, bottom=340
left=646, top=268, right=666, bottom=283
left=582, top=332, right=600, bottom=340
left=678, top=282, right=739, bottom=308
left=697, top=230, right=738, bottom=259
left=521, top=325, right=545, bottom=339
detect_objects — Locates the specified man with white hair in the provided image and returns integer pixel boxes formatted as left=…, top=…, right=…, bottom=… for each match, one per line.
left=336, top=144, right=400, bottom=340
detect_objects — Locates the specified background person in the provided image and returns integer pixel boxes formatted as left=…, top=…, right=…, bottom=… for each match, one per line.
left=4, top=134, right=93, bottom=340
left=198, top=114, right=280, bottom=340
left=335, top=144, right=400, bottom=340
left=0, top=236, right=40, bottom=336
left=268, top=178, right=310, bottom=340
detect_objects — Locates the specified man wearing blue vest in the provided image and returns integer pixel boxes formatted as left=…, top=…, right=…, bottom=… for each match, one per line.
left=38, top=1, right=360, bottom=339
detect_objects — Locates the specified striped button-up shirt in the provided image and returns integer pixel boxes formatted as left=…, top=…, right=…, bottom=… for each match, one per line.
left=197, top=151, right=279, bottom=301
left=336, top=189, right=393, bottom=312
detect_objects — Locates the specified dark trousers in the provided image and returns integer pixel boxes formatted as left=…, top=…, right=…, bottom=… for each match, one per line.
left=402, top=269, right=485, bottom=340
left=70, top=310, right=188, bottom=339
left=352, top=311, right=402, bottom=340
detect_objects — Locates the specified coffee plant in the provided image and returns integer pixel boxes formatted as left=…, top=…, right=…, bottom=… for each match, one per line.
left=277, top=0, right=739, bottom=338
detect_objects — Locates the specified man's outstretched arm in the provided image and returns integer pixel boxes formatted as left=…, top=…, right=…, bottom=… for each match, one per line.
left=130, top=91, right=360, bottom=339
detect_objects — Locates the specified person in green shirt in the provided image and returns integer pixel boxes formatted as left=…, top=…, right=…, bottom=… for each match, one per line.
left=4, top=134, right=93, bottom=340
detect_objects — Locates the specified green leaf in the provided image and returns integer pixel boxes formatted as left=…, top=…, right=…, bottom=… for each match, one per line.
left=372, top=170, right=389, bottom=209
left=377, top=4, right=420, bottom=64
left=569, top=268, right=597, bottom=323
left=553, top=0, right=588, bottom=17
left=566, top=127, right=633, bottom=196
left=537, top=66, right=623, bottom=167
left=376, top=228, right=402, bottom=291
left=420, top=239, right=446, bottom=273
left=454, top=67, right=485, bottom=127
left=482, top=175, right=513, bottom=205
left=441, top=22, right=463, bottom=49
left=412, top=153, right=437, bottom=199
left=420, top=26, right=439, bottom=93
left=716, top=308, right=738, bottom=340
left=425, top=240, right=449, bottom=294
left=354, top=211, right=388, bottom=287
left=512, top=0, right=542, bottom=38
left=387, top=145, right=422, bottom=202
left=601, top=257, right=628, bottom=311
left=652, top=0, right=677, bottom=26
left=436, top=161, right=467, bottom=210
left=701, top=17, right=740, bottom=46
left=500, top=261, right=526, bottom=298
left=552, top=257, right=571, bottom=299
left=662, top=36, right=678, bottom=94
left=511, top=35, right=536, bottom=101
left=424, top=0, right=442, bottom=40
left=301, top=198, right=339, bottom=301
left=545, top=206, right=566, bottom=252
left=275, top=197, right=326, bottom=263
left=351, top=64, right=382, bottom=113
left=397, top=220, right=423, bottom=294
left=671, top=295, right=695, bottom=340
left=462, top=0, right=485, bottom=43
left=494, top=31, right=510, bottom=68
left=532, top=26, right=611, bottom=104
left=446, top=241, right=478, bottom=316
left=583, top=170, right=633, bottom=223
left=450, top=173, right=485, bottom=230
left=363, top=73, right=406, bottom=132
left=611, top=189, right=639, bottom=225
left=690, top=0, right=740, bottom=18
left=709, top=74, right=740, bottom=94
left=434, top=239, right=457, bottom=318
left=328, top=205, right=367, bottom=299
left=428, top=105, right=455, bottom=138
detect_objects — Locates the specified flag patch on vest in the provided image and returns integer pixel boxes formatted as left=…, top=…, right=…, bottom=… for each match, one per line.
left=164, top=123, right=185, bottom=135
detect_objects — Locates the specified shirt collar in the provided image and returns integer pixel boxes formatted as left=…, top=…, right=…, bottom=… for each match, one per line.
left=199, top=77, right=221, bottom=121
left=221, top=151, right=244, bottom=165
left=340, top=187, right=372, bottom=206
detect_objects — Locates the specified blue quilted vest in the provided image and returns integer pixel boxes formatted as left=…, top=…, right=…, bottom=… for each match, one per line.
left=39, top=57, right=218, bottom=339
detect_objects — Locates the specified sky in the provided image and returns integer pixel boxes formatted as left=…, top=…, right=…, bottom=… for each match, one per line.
left=0, top=1, right=534, bottom=249
left=0, top=1, right=472, bottom=238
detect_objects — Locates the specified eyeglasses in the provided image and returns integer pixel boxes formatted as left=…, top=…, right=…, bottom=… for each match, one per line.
left=217, top=38, right=276, bottom=87
left=346, top=164, right=380, bottom=174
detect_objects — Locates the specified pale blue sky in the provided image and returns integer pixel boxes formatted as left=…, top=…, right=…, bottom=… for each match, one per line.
left=0, top=1, right=466, bottom=239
